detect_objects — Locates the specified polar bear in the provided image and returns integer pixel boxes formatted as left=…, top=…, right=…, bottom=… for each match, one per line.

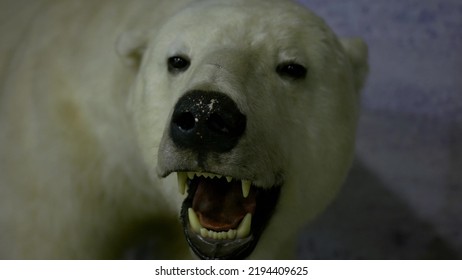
left=0, top=0, right=367, bottom=259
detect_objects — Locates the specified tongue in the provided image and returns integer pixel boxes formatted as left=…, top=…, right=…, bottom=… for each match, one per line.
left=192, top=178, right=256, bottom=232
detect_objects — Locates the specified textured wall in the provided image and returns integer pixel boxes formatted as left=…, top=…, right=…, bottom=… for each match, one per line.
left=297, top=0, right=462, bottom=259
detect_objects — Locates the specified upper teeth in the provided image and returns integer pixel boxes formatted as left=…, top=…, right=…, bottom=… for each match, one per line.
left=177, top=172, right=187, bottom=195
left=176, top=172, right=252, bottom=198
left=241, top=180, right=251, bottom=198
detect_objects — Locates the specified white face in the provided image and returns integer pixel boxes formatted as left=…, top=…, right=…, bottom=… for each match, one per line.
left=129, top=0, right=363, bottom=259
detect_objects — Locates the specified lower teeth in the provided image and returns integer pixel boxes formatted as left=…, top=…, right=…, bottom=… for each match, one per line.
left=188, top=208, right=252, bottom=240
left=200, top=228, right=237, bottom=240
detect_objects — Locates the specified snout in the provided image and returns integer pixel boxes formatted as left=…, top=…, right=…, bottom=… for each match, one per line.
left=158, top=90, right=282, bottom=260
left=170, top=90, right=246, bottom=153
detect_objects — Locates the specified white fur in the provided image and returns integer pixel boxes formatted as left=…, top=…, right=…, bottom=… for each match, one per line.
left=0, top=0, right=367, bottom=259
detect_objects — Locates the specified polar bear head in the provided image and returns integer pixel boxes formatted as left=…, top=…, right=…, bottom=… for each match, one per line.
left=120, top=0, right=368, bottom=259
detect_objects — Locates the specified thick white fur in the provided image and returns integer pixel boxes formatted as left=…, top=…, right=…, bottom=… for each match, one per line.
left=0, top=0, right=367, bottom=259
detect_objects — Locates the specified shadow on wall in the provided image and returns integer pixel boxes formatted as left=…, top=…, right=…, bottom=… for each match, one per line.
left=297, top=159, right=459, bottom=259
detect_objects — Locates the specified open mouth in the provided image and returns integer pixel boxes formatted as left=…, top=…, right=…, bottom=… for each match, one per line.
left=176, top=171, right=281, bottom=259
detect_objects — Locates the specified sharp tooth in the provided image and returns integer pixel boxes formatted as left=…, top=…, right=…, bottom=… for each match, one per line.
left=188, top=208, right=201, bottom=234
left=236, top=213, right=252, bottom=238
left=226, top=176, right=233, bottom=183
left=187, top=172, right=195, bottom=180
left=216, top=175, right=222, bottom=179
left=241, top=180, right=251, bottom=198
left=177, top=172, right=187, bottom=195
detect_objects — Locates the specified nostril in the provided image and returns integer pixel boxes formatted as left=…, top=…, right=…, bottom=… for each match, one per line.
left=173, top=112, right=196, bottom=132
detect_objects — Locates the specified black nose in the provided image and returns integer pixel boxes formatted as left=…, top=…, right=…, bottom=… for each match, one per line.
left=170, top=90, right=246, bottom=153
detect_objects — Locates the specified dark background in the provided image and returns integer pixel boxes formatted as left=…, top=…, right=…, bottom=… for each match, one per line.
left=296, top=0, right=462, bottom=259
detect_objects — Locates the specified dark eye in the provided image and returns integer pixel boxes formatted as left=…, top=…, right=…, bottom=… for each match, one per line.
left=168, top=56, right=190, bottom=73
left=276, top=63, right=307, bottom=80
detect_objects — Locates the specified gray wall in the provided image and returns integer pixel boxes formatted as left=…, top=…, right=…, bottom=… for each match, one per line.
left=297, top=0, right=462, bottom=259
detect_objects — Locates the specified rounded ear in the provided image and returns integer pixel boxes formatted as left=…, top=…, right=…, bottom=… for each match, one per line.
left=116, top=30, right=147, bottom=68
left=340, top=37, right=369, bottom=92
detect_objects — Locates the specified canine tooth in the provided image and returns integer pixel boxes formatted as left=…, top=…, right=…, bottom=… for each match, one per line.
left=177, top=172, right=187, bottom=195
left=188, top=208, right=201, bottom=234
left=241, top=180, right=251, bottom=198
left=236, top=213, right=252, bottom=238
left=187, top=172, right=195, bottom=180
left=226, top=176, right=233, bottom=183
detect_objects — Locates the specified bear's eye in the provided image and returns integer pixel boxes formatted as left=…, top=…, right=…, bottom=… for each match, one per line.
left=168, top=56, right=190, bottom=73
left=276, top=62, right=307, bottom=80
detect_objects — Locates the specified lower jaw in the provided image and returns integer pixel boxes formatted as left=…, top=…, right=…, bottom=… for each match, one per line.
left=181, top=218, right=256, bottom=260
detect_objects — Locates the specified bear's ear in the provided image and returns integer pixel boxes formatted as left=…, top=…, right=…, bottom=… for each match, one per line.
left=340, top=38, right=369, bottom=92
left=116, top=30, right=148, bottom=69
